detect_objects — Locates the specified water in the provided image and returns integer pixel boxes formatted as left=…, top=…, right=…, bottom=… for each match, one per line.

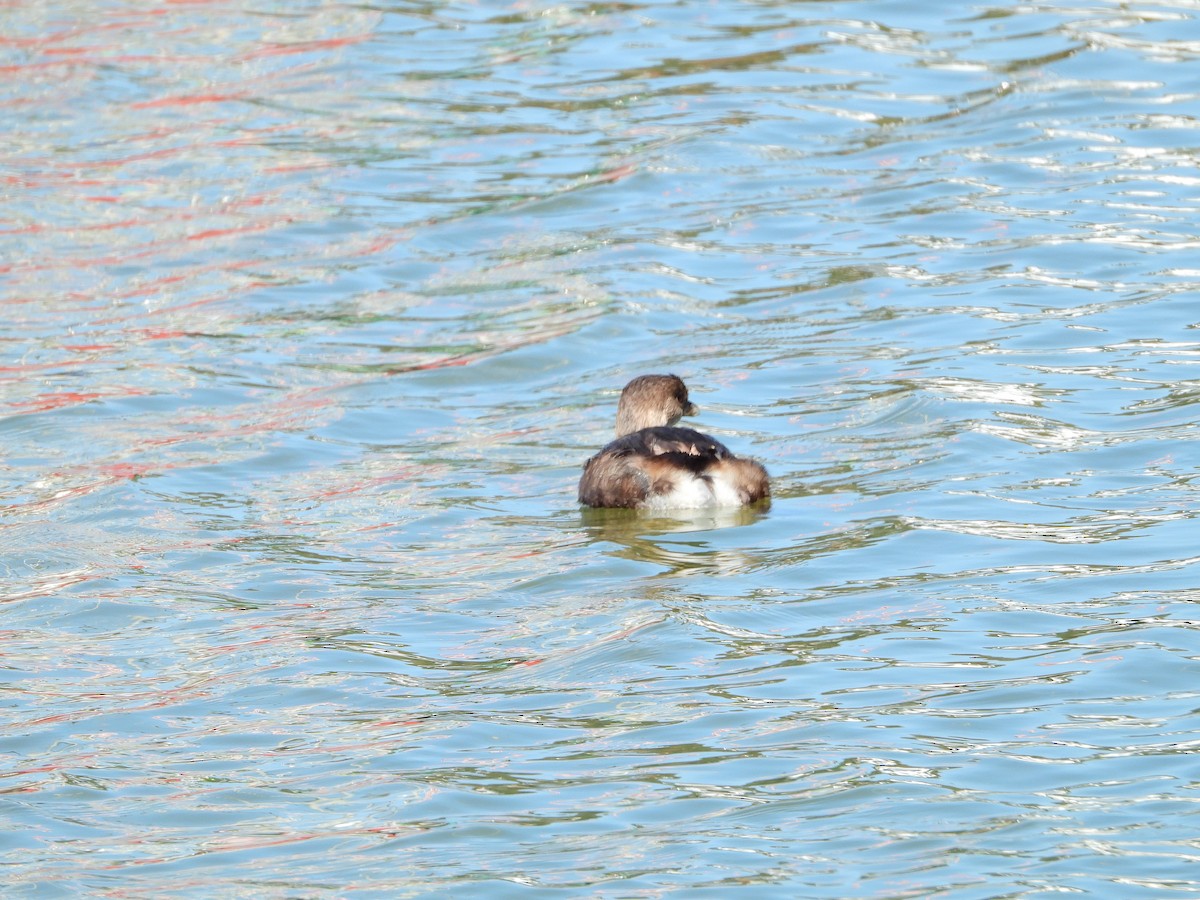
left=4, top=0, right=1200, bottom=895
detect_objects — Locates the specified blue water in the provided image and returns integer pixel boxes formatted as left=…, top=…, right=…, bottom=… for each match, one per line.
left=4, top=1, right=1200, bottom=896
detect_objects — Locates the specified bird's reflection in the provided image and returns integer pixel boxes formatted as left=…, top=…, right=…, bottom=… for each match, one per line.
left=579, top=503, right=770, bottom=575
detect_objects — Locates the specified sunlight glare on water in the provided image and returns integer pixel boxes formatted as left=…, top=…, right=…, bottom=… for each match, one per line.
left=4, top=0, right=1200, bottom=896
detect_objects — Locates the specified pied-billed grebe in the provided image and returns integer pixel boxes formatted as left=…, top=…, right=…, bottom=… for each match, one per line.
left=578, top=374, right=770, bottom=509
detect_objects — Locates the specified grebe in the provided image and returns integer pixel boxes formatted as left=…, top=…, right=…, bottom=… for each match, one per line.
left=578, top=374, right=770, bottom=510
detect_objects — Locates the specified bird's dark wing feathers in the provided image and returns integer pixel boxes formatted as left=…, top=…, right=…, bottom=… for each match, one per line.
left=590, top=427, right=730, bottom=476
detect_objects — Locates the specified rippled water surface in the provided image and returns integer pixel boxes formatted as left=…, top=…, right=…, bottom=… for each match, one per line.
left=5, top=0, right=1200, bottom=895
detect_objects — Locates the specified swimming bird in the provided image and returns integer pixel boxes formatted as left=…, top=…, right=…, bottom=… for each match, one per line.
left=578, top=374, right=770, bottom=509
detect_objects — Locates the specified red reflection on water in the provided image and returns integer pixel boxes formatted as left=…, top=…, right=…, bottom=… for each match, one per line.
left=404, top=355, right=474, bottom=372
left=1, top=569, right=98, bottom=604
left=597, top=162, right=637, bottom=182
left=119, top=275, right=188, bottom=299
left=312, top=465, right=428, bottom=500
left=238, top=34, right=370, bottom=59
left=0, top=217, right=144, bottom=235
left=137, top=328, right=189, bottom=340
left=130, top=386, right=343, bottom=457
left=349, top=231, right=406, bottom=257
left=186, top=223, right=283, bottom=242
left=94, top=462, right=159, bottom=480
left=0, top=358, right=89, bottom=374
left=131, top=92, right=248, bottom=109
left=11, top=391, right=106, bottom=412
left=0, top=2, right=418, bottom=534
